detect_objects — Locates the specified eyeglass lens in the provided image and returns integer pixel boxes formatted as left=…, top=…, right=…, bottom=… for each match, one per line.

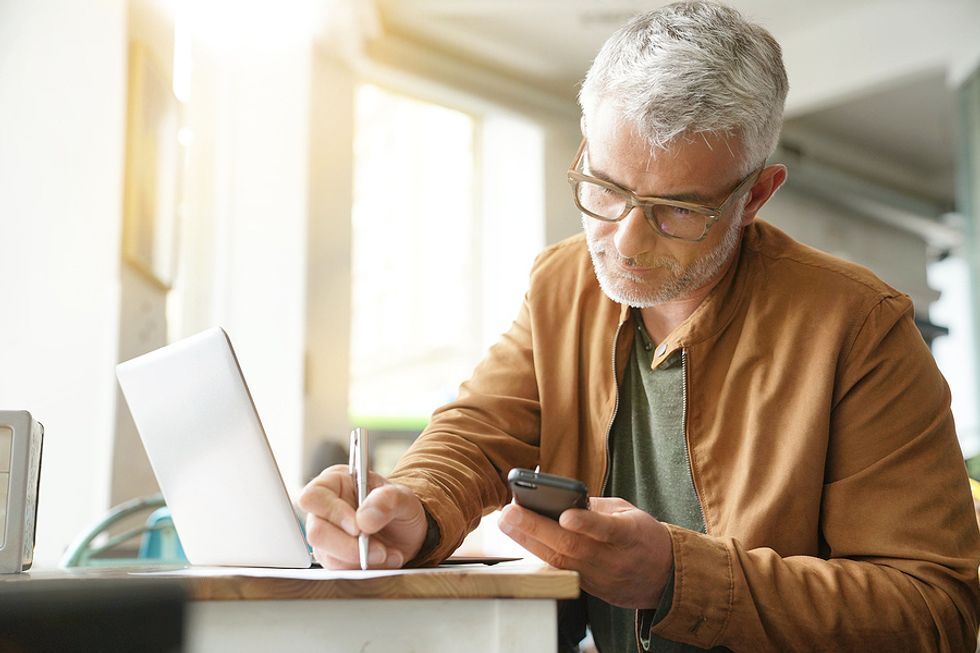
left=574, top=180, right=706, bottom=240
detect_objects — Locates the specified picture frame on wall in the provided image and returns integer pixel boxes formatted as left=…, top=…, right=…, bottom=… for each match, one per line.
left=122, top=40, right=181, bottom=290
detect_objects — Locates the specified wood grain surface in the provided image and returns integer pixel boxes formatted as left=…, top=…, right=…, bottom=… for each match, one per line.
left=1, top=564, right=580, bottom=602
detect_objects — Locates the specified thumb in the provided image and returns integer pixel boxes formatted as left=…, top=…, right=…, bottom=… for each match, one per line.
left=587, top=496, right=635, bottom=515
left=357, top=483, right=425, bottom=534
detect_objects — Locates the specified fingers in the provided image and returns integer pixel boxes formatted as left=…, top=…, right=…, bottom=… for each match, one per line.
left=500, top=500, right=675, bottom=610
left=497, top=505, right=567, bottom=567
left=499, top=501, right=646, bottom=566
left=299, top=467, right=359, bottom=537
left=301, top=464, right=428, bottom=569
left=305, top=513, right=358, bottom=566
left=299, top=466, right=396, bottom=537
left=499, top=505, right=566, bottom=545
left=313, top=547, right=403, bottom=570
left=306, top=514, right=403, bottom=569
left=301, top=466, right=425, bottom=569
left=499, top=504, right=593, bottom=569
left=559, top=498, right=650, bottom=546
left=306, top=464, right=356, bottom=500
left=559, top=507, right=622, bottom=544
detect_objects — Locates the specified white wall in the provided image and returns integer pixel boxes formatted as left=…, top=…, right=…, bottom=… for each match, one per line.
left=763, top=187, right=937, bottom=313
left=303, top=49, right=355, bottom=477
left=169, top=31, right=311, bottom=493
left=543, top=122, right=586, bottom=244
left=0, top=0, right=127, bottom=567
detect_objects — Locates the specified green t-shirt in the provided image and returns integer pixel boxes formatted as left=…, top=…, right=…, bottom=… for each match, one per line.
left=586, top=316, right=708, bottom=653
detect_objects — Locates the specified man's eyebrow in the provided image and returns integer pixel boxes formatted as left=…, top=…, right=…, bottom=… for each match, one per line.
left=586, top=162, right=715, bottom=205
left=652, top=189, right=714, bottom=204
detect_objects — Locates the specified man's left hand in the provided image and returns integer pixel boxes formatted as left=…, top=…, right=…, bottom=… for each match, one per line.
left=498, top=497, right=673, bottom=609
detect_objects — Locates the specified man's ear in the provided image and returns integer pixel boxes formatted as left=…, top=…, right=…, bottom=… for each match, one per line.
left=741, top=164, right=787, bottom=226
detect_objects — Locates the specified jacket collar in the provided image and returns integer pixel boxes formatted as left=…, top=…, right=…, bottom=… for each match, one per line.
left=615, top=223, right=757, bottom=368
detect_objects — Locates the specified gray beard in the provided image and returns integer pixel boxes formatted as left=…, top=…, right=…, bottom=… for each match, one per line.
left=583, top=214, right=742, bottom=308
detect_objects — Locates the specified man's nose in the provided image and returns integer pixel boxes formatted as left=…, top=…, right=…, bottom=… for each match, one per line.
left=612, top=206, right=655, bottom=259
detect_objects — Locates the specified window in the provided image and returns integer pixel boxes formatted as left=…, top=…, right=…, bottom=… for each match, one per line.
left=928, top=255, right=979, bottom=458
left=349, top=84, right=544, bottom=427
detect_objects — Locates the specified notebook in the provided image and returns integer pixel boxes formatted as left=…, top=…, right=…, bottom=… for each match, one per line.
left=116, top=327, right=313, bottom=568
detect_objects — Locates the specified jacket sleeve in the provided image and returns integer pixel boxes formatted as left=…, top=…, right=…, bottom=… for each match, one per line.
left=647, top=294, right=980, bottom=651
left=387, top=289, right=542, bottom=566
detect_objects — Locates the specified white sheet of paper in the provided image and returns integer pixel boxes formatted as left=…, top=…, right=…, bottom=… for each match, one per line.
left=131, top=559, right=538, bottom=580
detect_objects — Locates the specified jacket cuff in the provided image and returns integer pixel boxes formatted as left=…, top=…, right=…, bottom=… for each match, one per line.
left=648, top=524, right=734, bottom=648
left=403, top=508, right=441, bottom=568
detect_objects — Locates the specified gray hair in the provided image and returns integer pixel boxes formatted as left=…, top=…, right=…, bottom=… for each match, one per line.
left=579, top=1, right=788, bottom=174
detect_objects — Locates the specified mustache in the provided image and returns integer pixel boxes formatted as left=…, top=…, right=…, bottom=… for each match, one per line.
left=619, top=255, right=660, bottom=269
left=592, top=243, right=672, bottom=270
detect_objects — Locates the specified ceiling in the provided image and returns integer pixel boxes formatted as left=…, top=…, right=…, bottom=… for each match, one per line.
left=789, top=74, right=956, bottom=174
left=372, top=0, right=978, bottom=206
left=784, top=71, right=958, bottom=204
left=375, top=0, right=858, bottom=101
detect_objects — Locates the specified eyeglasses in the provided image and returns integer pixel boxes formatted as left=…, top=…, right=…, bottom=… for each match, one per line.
left=567, top=138, right=761, bottom=242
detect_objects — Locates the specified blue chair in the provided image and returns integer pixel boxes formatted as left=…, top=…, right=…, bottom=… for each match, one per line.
left=137, top=506, right=187, bottom=562
left=60, top=495, right=187, bottom=568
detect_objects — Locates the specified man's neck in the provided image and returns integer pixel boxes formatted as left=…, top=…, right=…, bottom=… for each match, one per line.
left=637, top=251, right=738, bottom=345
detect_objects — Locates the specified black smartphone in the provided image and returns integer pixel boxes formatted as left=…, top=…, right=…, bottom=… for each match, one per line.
left=507, top=468, right=589, bottom=521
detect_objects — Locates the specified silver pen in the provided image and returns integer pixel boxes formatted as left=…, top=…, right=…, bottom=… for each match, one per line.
left=349, top=428, right=370, bottom=570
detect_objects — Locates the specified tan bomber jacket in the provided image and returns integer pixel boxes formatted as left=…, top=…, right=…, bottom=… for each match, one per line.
left=389, top=219, right=980, bottom=651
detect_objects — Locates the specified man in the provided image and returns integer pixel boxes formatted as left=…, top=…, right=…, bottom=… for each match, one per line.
left=299, top=2, right=980, bottom=650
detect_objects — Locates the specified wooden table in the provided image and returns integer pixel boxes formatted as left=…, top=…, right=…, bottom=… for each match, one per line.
left=2, top=562, right=579, bottom=652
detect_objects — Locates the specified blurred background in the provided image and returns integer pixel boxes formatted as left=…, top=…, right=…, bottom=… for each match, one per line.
left=1, top=0, right=979, bottom=567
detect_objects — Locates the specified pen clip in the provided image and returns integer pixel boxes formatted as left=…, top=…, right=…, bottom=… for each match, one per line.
left=349, top=428, right=359, bottom=506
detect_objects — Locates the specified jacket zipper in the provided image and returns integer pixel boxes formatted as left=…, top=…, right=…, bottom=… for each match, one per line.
left=681, top=349, right=707, bottom=533
left=600, top=319, right=627, bottom=497
left=605, top=318, right=650, bottom=653
left=633, top=350, right=709, bottom=653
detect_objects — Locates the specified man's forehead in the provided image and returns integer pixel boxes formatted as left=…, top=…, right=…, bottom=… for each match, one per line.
left=587, top=107, right=739, bottom=168
left=586, top=128, right=741, bottom=175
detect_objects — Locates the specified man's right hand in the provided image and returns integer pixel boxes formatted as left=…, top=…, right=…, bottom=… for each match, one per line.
left=298, top=464, right=428, bottom=569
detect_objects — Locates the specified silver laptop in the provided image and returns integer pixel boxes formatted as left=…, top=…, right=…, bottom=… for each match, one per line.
left=116, top=327, right=313, bottom=568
